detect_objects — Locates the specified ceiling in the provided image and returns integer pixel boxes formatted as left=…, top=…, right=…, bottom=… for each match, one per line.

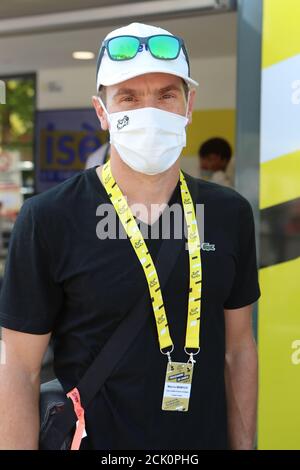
left=0, top=0, right=153, bottom=19
left=0, top=7, right=236, bottom=75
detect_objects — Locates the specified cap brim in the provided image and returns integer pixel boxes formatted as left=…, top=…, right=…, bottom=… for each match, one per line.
left=97, top=68, right=199, bottom=89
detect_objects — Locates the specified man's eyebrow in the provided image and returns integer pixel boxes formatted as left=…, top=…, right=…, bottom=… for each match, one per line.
left=158, top=84, right=182, bottom=94
left=113, top=88, right=137, bottom=98
left=113, top=84, right=183, bottom=98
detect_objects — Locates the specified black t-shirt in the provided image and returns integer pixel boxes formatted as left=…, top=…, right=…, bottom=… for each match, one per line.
left=0, top=166, right=260, bottom=450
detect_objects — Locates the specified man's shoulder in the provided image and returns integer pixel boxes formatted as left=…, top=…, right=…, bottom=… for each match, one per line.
left=23, top=169, right=92, bottom=216
left=184, top=172, right=252, bottom=211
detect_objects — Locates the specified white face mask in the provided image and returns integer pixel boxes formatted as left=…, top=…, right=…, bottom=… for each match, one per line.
left=98, top=95, right=189, bottom=175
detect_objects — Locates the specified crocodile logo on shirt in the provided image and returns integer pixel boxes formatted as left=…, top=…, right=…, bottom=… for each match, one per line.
left=201, top=242, right=215, bottom=251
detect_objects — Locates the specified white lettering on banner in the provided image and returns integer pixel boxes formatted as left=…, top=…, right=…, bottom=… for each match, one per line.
left=291, top=79, right=300, bottom=104
left=291, top=339, right=300, bottom=365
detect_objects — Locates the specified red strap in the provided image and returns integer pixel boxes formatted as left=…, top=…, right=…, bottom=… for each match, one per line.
left=67, top=387, right=86, bottom=451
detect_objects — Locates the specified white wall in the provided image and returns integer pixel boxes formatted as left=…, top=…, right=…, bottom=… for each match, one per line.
left=37, top=66, right=96, bottom=110
left=37, top=56, right=236, bottom=111
left=192, top=56, right=236, bottom=109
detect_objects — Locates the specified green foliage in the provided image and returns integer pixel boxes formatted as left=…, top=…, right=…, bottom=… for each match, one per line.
left=0, top=76, right=35, bottom=148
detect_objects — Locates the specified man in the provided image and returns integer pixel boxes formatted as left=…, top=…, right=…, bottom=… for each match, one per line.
left=198, top=137, right=234, bottom=187
left=0, top=22, right=260, bottom=450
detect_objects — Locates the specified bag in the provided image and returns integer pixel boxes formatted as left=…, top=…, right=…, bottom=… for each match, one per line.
left=39, top=172, right=199, bottom=450
left=39, top=379, right=71, bottom=450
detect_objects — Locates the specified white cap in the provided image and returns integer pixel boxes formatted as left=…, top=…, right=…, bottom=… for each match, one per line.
left=96, top=22, right=198, bottom=90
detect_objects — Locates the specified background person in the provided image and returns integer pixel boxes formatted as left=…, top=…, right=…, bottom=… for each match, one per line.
left=198, top=137, right=234, bottom=187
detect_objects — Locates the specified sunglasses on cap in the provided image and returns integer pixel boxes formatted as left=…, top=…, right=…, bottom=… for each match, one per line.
left=96, top=34, right=191, bottom=77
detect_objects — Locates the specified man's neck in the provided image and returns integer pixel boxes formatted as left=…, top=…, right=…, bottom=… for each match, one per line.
left=96, top=148, right=180, bottom=224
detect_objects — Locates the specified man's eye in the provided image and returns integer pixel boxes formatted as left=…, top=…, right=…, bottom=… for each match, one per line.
left=161, top=94, right=175, bottom=99
left=122, top=96, right=135, bottom=102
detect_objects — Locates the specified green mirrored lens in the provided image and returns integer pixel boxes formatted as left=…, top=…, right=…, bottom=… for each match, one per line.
left=148, top=35, right=180, bottom=59
left=108, top=36, right=140, bottom=60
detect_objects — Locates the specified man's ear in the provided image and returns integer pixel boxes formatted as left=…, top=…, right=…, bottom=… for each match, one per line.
left=92, top=95, right=109, bottom=131
left=187, top=88, right=196, bottom=124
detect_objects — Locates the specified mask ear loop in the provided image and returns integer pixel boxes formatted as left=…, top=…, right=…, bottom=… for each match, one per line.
left=185, top=87, right=191, bottom=121
left=97, top=95, right=113, bottom=147
left=97, top=96, right=111, bottom=125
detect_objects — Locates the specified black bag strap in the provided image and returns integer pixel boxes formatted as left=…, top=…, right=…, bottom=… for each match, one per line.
left=47, top=236, right=185, bottom=448
left=78, top=236, right=185, bottom=407
left=44, top=172, right=199, bottom=449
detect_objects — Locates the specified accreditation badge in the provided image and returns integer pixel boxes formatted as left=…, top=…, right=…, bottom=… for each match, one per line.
left=161, top=361, right=194, bottom=412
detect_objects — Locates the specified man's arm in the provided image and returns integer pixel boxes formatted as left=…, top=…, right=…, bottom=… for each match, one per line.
left=0, top=328, right=51, bottom=449
left=224, top=304, right=258, bottom=450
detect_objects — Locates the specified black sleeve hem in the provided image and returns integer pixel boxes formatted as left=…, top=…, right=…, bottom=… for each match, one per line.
left=0, top=313, right=52, bottom=335
left=223, top=287, right=261, bottom=310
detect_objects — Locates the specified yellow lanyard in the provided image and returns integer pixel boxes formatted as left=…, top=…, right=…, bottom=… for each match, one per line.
left=101, top=161, right=202, bottom=362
